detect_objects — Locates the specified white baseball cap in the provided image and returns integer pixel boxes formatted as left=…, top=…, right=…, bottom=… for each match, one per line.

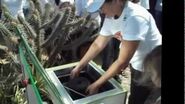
left=86, top=0, right=105, bottom=13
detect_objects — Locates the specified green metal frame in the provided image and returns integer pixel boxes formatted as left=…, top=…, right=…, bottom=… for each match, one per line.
left=16, top=26, right=64, bottom=104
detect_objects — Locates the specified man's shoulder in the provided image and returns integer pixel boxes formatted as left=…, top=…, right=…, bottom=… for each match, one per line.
left=126, top=1, right=150, bottom=18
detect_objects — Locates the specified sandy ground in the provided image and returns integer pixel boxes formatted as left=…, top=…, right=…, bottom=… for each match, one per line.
left=119, top=67, right=131, bottom=104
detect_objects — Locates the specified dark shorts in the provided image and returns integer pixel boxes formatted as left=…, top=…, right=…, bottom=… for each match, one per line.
left=128, top=64, right=152, bottom=104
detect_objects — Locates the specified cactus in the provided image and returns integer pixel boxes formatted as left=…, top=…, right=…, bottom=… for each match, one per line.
left=41, top=8, right=71, bottom=48
left=0, top=0, right=100, bottom=65
left=0, top=61, right=26, bottom=104
left=44, top=26, right=71, bottom=67
left=0, top=22, right=19, bottom=53
left=0, top=2, right=100, bottom=102
left=17, top=15, right=37, bottom=39
left=31, top=0, right=42, bottom=15
left=33, top=9, right=43, bottom=61
left=0, top=44, right=8, bottom=51
left=39, top=13, right=62, bottom=34
left=42, top=3, right=53, bottom=24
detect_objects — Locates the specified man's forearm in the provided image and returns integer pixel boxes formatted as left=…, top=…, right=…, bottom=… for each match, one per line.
left=77, top=35, right=110, bottom=69
left=95, top=40, right=139, bottom=87
left=78, top=42, right=103, bottom=69
left=95, top=60, right=128, bottom=87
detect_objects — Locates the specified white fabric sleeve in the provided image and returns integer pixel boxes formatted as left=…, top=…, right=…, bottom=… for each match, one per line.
left=75, top=0, right=83, bottom=16
left=122, top=16, right=149, bottom=41
left=99, top=18, right=113, bottom=36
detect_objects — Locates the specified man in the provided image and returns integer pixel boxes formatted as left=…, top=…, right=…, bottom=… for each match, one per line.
left=70, top=0, right=162, bottom=104
left=75, top=0, right=118, bottom=72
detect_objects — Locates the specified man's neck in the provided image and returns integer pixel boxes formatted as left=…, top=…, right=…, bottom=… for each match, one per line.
left=114, top=0, right=126, bottom=19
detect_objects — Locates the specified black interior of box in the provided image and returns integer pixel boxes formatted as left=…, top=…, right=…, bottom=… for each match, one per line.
left=54, top=65, right=115, bottom=100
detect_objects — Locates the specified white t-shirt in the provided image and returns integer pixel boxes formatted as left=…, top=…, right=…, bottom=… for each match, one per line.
left=100, top=1, right=162, bottom=71
left=138, top=0, right=150, bottom=9
left=2, top=0, right=24, bottom=18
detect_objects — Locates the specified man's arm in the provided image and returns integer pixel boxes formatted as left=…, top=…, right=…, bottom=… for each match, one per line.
left=86, top=40, right=140, bottom=94
left=77, top=35, right=111, bottom=69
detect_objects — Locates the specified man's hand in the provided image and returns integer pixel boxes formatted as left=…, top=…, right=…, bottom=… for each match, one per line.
left=70, top=66, right=82, bottom=79
left=114, top=31, right=122, bottom=41
left=86, top=82, right=100, bottom=95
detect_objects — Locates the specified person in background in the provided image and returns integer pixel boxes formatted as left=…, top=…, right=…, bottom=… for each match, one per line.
left=154, top=0, right=162, bottom=34
left=70, top=0, right=162, bottom=104
left=75, top=0, right=119, bottom=72
left=74, top=0, right=87, bottom=17
left=148, top=0, right=156, bottom=18
left=139, top=0, right=162, bottom=34
left=1, top=0, right=25, bottom=18
left=22, top=0, right=30, bottom=17
left=75, top=0, right=101, bottom=25
left=140, top=0, right=150, bottom=10
left=139, top=45, right=161, bottom=104
left=58, top=0, right=74, bottom=9
left=131, top=0, right=150, bottom=10
left=40, top=0, right=57, bottom=10
left=22, top=0, right=58, bottom=17
left=0, top=1, right=1, bottom=18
